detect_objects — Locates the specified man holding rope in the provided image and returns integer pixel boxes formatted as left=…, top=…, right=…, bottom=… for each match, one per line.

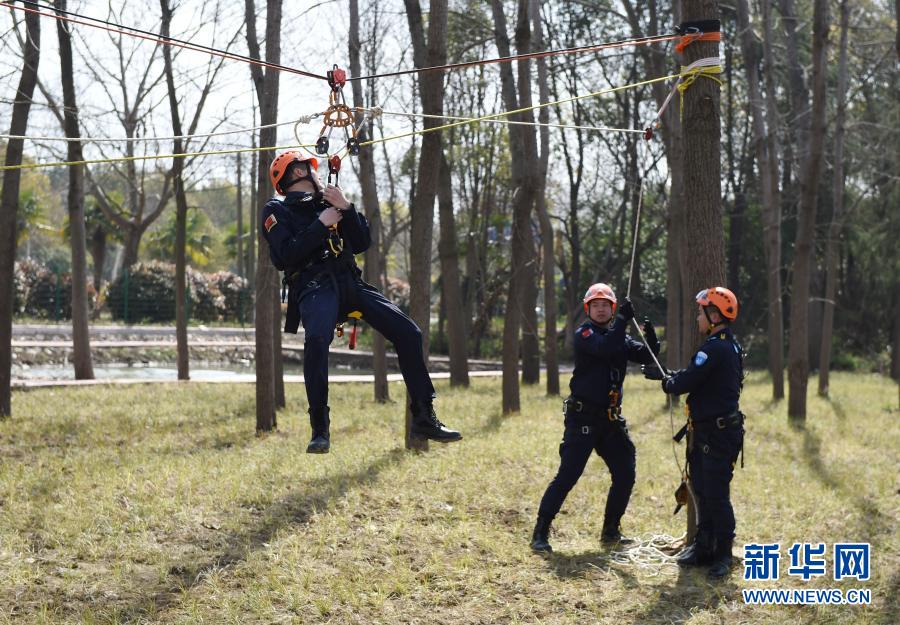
left=643, top=287, right=744, bottom=580
left=261, top=151, right=462, bottom=453
left=530, top=283, right=660, bottom=552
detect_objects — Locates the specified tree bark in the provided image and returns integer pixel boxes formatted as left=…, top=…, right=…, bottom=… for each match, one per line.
left=492, top=0, right=539, bottom=413
left=350, top=0, right=389, bottom=402
left=56, top=0, right=93, bottom=380
left=531, top=0, right=559, bottom=396
left=404, top=0, right=447, bottom=449
left=438, top=153, right=470, bottom=387
left=246, top=0, right=282, bottom=432
left=1, top=2, right=40, bottom=417
left=818, top=0, right=849, bottom=397
left=679, top=0, right=727, bottom=543
left=160, top=0, right=190, bottom=381
left=738, top=0, right=784, bottom=398
left=787, top=0, right=829, bottom=420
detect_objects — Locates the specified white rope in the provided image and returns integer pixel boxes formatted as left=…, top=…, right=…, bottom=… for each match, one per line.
left=373, top=108, right=645, bottom=135
left=645, top=55, right=722, bottom=132
left=604, top=533, right=684, bottom=574
left=0, top=115, right=322, bottom=144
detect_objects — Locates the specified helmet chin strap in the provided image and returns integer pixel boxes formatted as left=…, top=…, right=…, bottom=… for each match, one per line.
left=282, top=165, right=322, bottom=199
left=702, top=306, right=728, bottom=335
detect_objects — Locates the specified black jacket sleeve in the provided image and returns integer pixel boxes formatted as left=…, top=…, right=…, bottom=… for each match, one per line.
left=339, top=204, right=371, bottom=254
left=662, top=346, right=716, bottom=395
left=262, top=202, right=330, bottom=270
left=626, top=336, right=656, bottom=365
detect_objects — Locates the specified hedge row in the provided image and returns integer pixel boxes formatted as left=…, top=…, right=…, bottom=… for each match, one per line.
left=13, top=260, right=251, bottom=323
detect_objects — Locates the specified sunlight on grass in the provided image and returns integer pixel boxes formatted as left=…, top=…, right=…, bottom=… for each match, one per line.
left=0, top=372, right=897, bottom=623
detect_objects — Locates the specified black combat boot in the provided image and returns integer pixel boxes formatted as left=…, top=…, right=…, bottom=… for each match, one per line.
left=306, top=407, right=330, bottom=454
left=707, top=538, right=734, bottom=580
left=410, top=401, right=462, bottom=442
left=530, top=516, right=553, bottom=553
left=601, top=519, right=635, bottom=545
left=676, top=534, right=714, bottom=567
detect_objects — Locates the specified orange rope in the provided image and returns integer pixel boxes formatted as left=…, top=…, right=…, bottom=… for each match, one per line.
left=674, top=31, right=721, bottom=54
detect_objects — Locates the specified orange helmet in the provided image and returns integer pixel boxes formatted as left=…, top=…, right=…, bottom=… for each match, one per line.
left=269, top=151, right=319, bottom=194
left=695, top=287, right=739, bottom=321
left=583, top=283, right=617, bottom=314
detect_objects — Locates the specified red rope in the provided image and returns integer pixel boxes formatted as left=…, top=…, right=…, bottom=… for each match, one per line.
left=1, top=1, right=328, bottom=81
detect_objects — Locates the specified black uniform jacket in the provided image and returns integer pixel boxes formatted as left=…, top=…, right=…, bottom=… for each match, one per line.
left=261, top=191, right=371, bottom=332
left=663, top=327, right=743, bottom=421
left=261, top=191, right=370, bottom=276
left=569, top=315, right=658, bottom=413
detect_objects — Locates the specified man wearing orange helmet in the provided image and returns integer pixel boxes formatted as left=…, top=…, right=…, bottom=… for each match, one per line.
left=643, top=286, right=745, bottom=580
left=530, top=283, right=660, bottom=553
left=261, top=151, right=461, bottom=453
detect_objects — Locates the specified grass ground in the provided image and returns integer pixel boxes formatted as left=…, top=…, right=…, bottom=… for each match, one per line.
left=0, top=371, right=897, bottom=624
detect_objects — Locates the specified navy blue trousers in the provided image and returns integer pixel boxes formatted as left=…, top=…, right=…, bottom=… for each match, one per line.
left=688, top=424, right=743, bottom=543
left=538, top=418, right=636, bottom=527
left=299, top=280, right=435, bottom=410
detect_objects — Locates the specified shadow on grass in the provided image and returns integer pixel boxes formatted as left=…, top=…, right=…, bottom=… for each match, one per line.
left=546, top=548, right=639, bottom=589
left=627, top=566, right=738, bottom=625
left=108, top=446, right=409, bottom=623
left=800, top=426, right=892, bottom=538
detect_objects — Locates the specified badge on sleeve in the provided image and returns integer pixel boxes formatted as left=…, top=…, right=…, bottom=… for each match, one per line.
left=264, top=213, right=278, bottom=233
left=694, top=351, right=708, bottom=366
left=581, top=327, right=593, bottom=338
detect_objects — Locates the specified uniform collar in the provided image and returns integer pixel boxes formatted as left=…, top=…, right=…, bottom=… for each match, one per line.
left=706, top=326, right=733, bottom=341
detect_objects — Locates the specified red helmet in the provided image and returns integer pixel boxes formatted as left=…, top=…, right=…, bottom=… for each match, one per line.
left=583, top=283, right=617, bottom=314
left=269, top=151, right=319, bottom=195
left=696, top=287, right=739, bottom=321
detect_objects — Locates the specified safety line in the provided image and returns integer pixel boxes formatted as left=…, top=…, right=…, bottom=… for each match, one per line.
left=1, top=73, right=679, bottom=171
left=6, top=0, right=677, bottom=84
left=372, top=109, right=646, bottom=135
left=0, top=115, right=325, bottom=144
left=348, top=34, right=679, bottom=81
left=0, top=142, right=316, bottom=171
left=360, top=73, right=679, bottom=148
left=1, top=0, right=328, bottom=81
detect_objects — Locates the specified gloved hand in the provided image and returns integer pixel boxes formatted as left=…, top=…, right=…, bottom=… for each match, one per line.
left=618, top=297, right=635, bottom=322
left=641, top=364, right=670, bottom=381
left=642, top=316, right=660, bottom=354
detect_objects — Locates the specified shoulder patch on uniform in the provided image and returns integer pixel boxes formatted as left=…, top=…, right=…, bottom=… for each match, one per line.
left=581, top=327, right=593, bottom=338
left=694, top=351, right=708, bottom=366
left=264, top=213, right=278, bottom=233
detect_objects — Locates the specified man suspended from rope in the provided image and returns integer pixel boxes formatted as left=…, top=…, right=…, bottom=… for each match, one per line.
left=643, top=287, right=745, bottom=580
left=262, top=151, right=462, bottom=453
left=530, top=283, right=660, bottom=553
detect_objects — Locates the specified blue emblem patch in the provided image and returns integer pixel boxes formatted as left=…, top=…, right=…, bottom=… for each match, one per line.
left=694, top=351, right=709, bottom=367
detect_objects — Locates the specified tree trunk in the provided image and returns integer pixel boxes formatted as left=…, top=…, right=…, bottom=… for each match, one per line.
left=818, top=0, right=849, bottom=397
left=787, top=0, right=829, bottom=421
left=679, top=0, right=727, bottom=544
left=532, top=0, right=558, bottom=396
left=738, top=0, right=784, bottom=398
left=246, top=0, right=283, bottom=432
left=56, top=0, right=93, bottom=380
left=438, top=153, right=470, bottom=387
left=493, top=0, right=539, bottom=413
left=404, top=0, right=448, bottom=449
left=0, top=3, right=40, bottom=417
left=90, top=225, right=107, bottom=293
left=237, top=153, right=244, bottom=278
left=350, top=0, right=389, bottom=402
left=160, top=0, right=190, bottom=381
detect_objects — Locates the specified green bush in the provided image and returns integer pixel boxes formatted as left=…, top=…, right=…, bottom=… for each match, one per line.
left=187, top=268, right=224, bottom=323
left=211, top=271, right=251, bottom=323
left=107, top=262, right=176, bottom=323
